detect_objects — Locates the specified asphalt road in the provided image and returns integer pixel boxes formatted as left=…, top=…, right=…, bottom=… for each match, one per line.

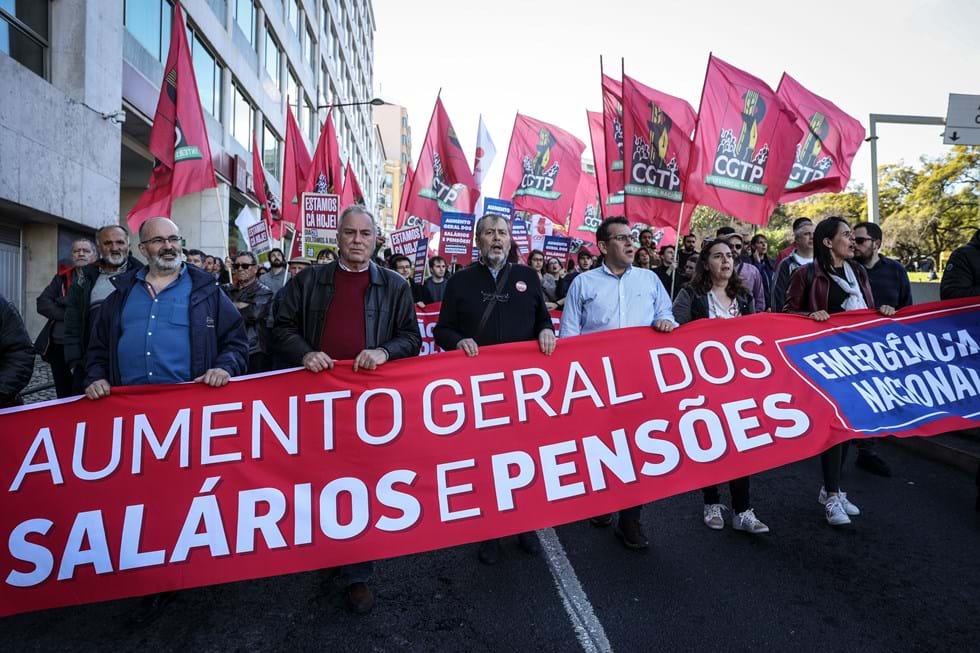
left=2, top=441, right=978, bottom=652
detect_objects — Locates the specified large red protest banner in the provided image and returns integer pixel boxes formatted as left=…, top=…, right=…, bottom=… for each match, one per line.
left=2, top=299, right=979, bottom=617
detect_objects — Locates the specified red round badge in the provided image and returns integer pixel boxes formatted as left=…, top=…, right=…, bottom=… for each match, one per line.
left=515, top=281, right=527, bottom=292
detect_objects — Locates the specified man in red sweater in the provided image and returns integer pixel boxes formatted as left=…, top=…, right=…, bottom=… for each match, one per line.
left=273, top=206, right=421, bottom=614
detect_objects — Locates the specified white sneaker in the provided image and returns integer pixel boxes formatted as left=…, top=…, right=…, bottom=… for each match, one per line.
left=732, top=509, right=770, bottom=534
left=703, top=503, right=725, bottom=530
left=824, top=495, right=852, bottom=526
left=817, top=487, right=860, bottom=516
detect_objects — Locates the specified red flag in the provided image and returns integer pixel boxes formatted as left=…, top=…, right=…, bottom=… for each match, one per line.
left=499, top=113, right=585, bottom=225
left=601, top=72, right=625, bottom=205
left=684, top=56, right=802, bottom=225
left=304, top=110, right=343, bottom=196
left=777, top=73, right=865, bottom=202
left=567, top=169, right=601, bottom=243
left=403, top=97, right=478, bottom=226
left=280, top=103, right=311, bottom=239
left=127, top=2, right=215, bottom=231
left=622, top=72, right=697, bottom=230
left=587, top=110, right=609, bottom=214
left=251, top=133, right=281, bottom=233
left=340, top=161, right=365, bottom=208
left=396, top=163, right=415, bottom=228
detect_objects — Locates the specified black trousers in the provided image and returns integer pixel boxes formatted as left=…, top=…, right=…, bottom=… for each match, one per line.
left=45, top=343, right=74, bottom=398
left=820, top=442, right=852, bottom=494
left=702, top=477, right=751, bottom=514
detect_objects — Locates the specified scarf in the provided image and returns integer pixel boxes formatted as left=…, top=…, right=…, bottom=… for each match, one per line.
left=829, top=262, right=868, bottom=311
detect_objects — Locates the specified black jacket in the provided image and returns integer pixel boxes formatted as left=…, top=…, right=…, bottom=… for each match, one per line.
left=63, top=255, right=144, bottom=366
left=222, top=281, right=274, bottom=355
left=0, top=295, right=36, bottom=407
left=673, top=286, right=755, bottom=325
left=272, top=261, right=421, bottom=365
left=84, top=265, right=248, bottom=387
left=434, top=263, right=553, bottom=349
left=34, top=267, right=75, bottom=355
left=940, top=230, right=980, bottom=300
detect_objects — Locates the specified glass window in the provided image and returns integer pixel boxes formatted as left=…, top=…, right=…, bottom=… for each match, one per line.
left=306, top=22, right=315, bottom=65
left=0, top=0, right=48, bottom=79
left=232, top=83, right=254, bottom=150
left=262, top=123, right=281, bottom=180
left=286, top=66, right=300, bottom=113
left=234, top=0, right=255, bottom=45
left=189, top=30, right=222, bottom=119
left=124, top=0, right=172, bottom=63
left=305, top=96, right=316, bottom=143
left=264, top=25, right=280, bottom=88
left=287, top=0, right=300, bottom=34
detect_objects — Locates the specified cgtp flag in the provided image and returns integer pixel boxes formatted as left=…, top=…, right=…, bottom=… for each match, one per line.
left=601, top=72, right=625, bottom=205
left=403, top=97, right=479, bottom=227
left=499, top=113, right=585, bottom=227
left=621, top=73, right=697, bottom=230
left=777, top=73, right=865, bottom=202
left=304, top=110, right=343, bottom=197
left=396, top=162, right=415, bottom=228
left=684, top=55, right=802, bottom=225
left=340, top=161, right=365, bottom=208
left=587, top=110, right=609, bottom=214
left=280, top=103, right=312, bottom=239
left=567, top=168, right=601, bottom=243
left=127, top=2, right=215, bottom=231
left=472, top=114, right=496, bottom=189
left=251, top=133, right=281, bottom=233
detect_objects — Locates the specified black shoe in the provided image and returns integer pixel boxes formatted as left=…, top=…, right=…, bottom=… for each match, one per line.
left=128, top=591, right=177, bottom=628
left=589, top=513, right=613, bottom=528
left=856, top=452, right=892, bottom=477
left=614, top=518, right=649, bottom=550
left=345, top=582, right=375, bottom=614
left=517, top=531, right=541, bottom=556
left=478, top=539, right=501, bottom=565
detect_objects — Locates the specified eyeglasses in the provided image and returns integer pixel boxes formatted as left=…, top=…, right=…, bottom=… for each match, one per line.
left=731, top=243, right=743, bottom=250
left=232, top=263, right=256, bottom=270
left=606, top=234, right=632, bottom=244
left=853, top=237, right=875, bottom=245
left=141, top=236, right=182, bottom=246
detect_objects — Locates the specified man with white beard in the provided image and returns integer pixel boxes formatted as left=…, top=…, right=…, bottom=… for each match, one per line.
left=63, top=224, right=144, bottom=393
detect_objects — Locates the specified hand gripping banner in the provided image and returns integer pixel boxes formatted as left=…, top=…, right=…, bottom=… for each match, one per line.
left=2, top=299, right=978, bottom=616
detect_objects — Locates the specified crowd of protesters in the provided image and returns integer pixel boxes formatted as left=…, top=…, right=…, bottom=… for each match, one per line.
left=1, top=205, right=978, bottom=621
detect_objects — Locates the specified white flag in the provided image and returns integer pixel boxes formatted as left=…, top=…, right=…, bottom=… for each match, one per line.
left=234, top=204, right=260, bottom=236
left=472, top=114, right=496, bottom=189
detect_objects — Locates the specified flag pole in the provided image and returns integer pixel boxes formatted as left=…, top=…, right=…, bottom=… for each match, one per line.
left=670, top=203, right=685, bottom=299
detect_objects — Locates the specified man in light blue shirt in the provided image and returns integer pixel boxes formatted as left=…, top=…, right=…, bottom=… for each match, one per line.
left=560, top=216, right=676, bottom=551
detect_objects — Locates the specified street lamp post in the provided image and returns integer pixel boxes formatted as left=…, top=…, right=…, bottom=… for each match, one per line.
left=316, top=97, right=387, bottom=110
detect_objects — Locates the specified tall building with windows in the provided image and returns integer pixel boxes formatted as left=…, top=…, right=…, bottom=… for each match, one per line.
left=373, top=103, right=411, bottom=234
left=0, top=0, right=378, bottom=338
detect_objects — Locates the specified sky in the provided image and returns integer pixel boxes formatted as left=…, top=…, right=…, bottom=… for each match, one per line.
left=372, top=0, right=980, bottom=204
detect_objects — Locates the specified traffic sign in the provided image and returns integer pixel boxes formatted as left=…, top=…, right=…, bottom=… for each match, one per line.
left=943, top=93, right=980, bottom=145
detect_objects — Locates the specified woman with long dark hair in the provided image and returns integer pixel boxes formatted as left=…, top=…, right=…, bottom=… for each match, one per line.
left=633, top=246, right=653, bottom=270
left=674, top=239, right=769, bottom=534
left=785, top=216, right=896, bottom=526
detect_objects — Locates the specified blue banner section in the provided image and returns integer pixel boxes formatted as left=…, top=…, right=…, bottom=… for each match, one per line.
left=780, top=312, right=980, bottom=433
left=482, top=197, right=514, bottom=219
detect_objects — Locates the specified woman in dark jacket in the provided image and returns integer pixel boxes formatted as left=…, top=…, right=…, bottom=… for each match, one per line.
left=784, top=216, right=896, bottom=526
left=673, top=239, right=769, bottom=535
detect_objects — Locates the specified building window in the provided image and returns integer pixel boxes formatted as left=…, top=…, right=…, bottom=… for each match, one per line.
left=286, top=66, right=300, bottom=113
left=304, top=96, right=316, bottom=143
left=305, top=22, right=316, bottom=65
left=287, top=0, right=300, bottom=35
left=0, top=1, right=49, bottom=78
left=231, top=83, right=254, bottom=150
left=233, top=0, right=256, bottom=46
left=319, top=63, right=328, bottom=106
left=264, top=25, right=280, bottom=89
left=124, top=0, right=172, bottom=64
left=262, top=123, right=282, bottom=180
left=188, top=29, right=222, bottom=120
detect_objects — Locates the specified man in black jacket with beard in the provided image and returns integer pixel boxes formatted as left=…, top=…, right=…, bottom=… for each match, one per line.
left=273, top=206, right=420, bottom=614
left=940, top=228, right=980, bottom=512
left=434, top=212, right=556, bottom=565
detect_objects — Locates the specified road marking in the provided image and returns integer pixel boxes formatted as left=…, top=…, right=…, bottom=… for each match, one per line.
left=537, top=528, right=613, bottom=653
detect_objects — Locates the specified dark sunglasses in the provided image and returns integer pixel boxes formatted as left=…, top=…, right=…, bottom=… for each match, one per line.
left=232, top=263, right=256, bottom=270
left=853, top=237, right=875, bottom=245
